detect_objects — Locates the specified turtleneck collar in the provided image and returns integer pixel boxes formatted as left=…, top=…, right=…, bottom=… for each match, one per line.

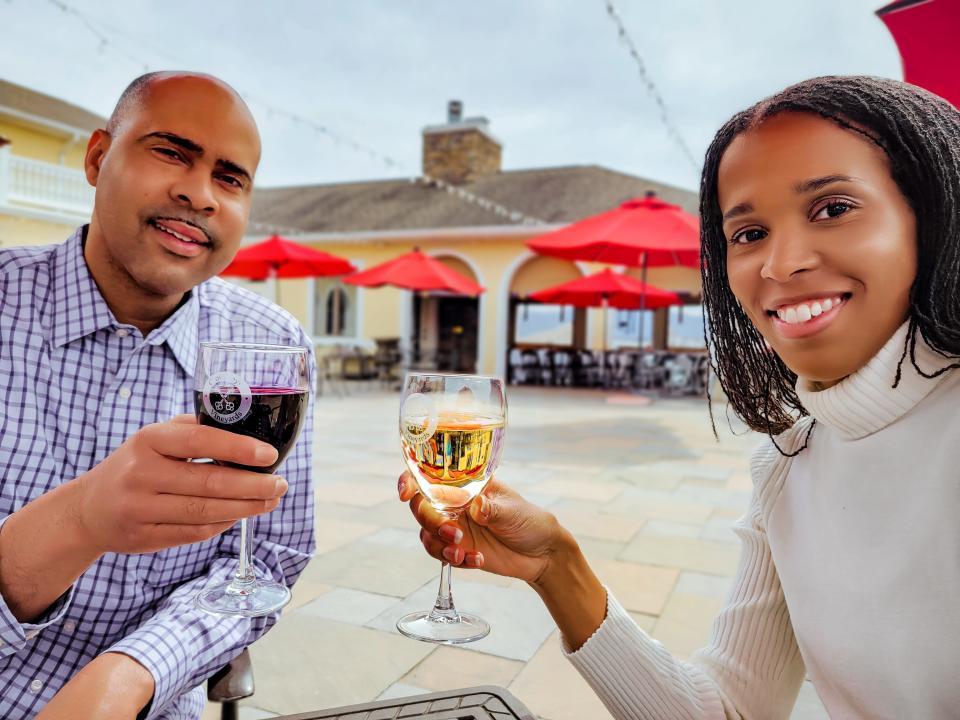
left=795, top=321, right=957, bottom=440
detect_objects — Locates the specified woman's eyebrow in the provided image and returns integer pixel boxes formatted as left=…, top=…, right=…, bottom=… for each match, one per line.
left=794, top=174, right=860, bottom=194
left=722, top=202, right=753, bottom=222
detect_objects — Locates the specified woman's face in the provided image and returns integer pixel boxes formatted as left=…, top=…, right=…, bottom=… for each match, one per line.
left=719, top=112, right=917, bottom=386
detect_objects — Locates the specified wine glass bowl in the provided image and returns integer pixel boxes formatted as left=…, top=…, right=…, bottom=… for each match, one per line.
left=397, top=373, right=507, bottom=644
left=193, top=342, right=310, bottom=617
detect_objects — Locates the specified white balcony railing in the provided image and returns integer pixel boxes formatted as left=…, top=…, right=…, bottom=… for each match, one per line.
left=0, top=147, right=94, bottom=217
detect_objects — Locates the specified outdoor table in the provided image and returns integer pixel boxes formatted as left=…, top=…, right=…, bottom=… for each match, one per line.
left=270, top=686, right=534, bottom=719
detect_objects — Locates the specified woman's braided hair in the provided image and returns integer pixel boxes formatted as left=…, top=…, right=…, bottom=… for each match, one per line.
left=699, top=76, right=960, bottom=453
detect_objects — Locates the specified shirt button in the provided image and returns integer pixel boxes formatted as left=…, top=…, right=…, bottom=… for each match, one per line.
left=118, top=387, right=132, bottom=399
left=29, top=679, right=42, bottom=694
left=116, top=328, right=130, bottom=338
left=24, top=630, right=37, bottom=640
left=63, top=621, right=76, bottom=633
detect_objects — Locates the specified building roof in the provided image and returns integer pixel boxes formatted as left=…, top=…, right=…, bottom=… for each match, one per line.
left=250, top=164, right=698, bottom=235
left=0, top=78, right=106, bottom=136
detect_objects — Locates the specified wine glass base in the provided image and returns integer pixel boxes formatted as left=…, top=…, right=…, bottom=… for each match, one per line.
left=195, top=580, right=291, bottom=618
left=396, top=610, right=490, bottom=644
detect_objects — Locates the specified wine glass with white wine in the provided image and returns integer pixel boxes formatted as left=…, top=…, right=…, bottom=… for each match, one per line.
left=397, top=373, right=507, bottom=643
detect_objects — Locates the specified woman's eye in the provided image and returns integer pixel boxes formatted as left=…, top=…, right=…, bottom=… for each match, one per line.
left=730, top=227, right=767, bottom=245
left=813, top=200, right=854, bottom=220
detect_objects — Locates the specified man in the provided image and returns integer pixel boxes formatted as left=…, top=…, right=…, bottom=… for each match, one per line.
left=0, top=72, right=315, bottom=719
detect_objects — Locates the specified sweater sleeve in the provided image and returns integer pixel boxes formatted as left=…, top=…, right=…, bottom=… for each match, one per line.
left=565, top=424, right=811, bottom=720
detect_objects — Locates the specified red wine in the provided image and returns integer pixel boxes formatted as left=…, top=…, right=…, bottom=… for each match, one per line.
left=195, top=387, right=308, bottom=473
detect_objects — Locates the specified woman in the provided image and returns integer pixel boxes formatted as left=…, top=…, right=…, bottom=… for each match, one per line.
left=399, top=76, right=960, bottom=719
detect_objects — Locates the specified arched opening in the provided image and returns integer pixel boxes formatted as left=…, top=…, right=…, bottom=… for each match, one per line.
left=621, top=265, right=704, bottom=350
left=504, top=255, right=586, bottom=377
left=415, top=254, right=481, bottom=373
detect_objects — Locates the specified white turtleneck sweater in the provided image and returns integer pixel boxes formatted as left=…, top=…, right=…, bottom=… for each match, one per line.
left=566, top=322, right=960, bottom=719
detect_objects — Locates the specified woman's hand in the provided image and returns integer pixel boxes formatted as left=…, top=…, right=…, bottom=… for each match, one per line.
left=398, top=471, right=609, bottom=650
left=399, top=471, right=565, bottom=585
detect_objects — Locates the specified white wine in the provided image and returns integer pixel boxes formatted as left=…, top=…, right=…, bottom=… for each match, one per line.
left=401, top=413, right=505, bottom=510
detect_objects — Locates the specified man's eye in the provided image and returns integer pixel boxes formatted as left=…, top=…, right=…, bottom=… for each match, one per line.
left=218, top=175, right=242, bottom=188
left=730, top=228, right=767, bottom=245
left=154, top=147, right=183, bottom=161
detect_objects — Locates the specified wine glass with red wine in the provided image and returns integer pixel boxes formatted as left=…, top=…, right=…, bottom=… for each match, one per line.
left=193, top=342, right=310, bottom=617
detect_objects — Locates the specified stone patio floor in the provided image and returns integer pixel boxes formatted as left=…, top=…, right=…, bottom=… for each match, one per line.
left=202, top=386, right=828, bottom=720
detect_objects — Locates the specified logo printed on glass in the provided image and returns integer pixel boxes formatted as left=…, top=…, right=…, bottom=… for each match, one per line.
left=202, top=371, right=253, bottom=425
left=401, top=392, right=439, bottom=446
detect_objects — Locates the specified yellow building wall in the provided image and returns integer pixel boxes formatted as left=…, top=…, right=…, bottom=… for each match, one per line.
left=0, top=215, right=77, bottom=248
left=0, top=120, right=89, bottom=166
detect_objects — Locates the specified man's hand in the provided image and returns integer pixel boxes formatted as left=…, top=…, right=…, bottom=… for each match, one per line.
left=0, top=415, right=286, bottom=622
left=35, top=652, right=154, bottom=720
left=72, top=415, right=286, bottom=554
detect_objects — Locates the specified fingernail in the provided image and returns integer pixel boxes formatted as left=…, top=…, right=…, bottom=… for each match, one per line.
left=439, top=525, right=463, bottom=544
left=467, top=553, right=484, bottom=568
left=478, top=495, right=490, bottom=518
left=274, top=477, right=287, bottom=495
left=442, top=546, right=463, bottom=564
left=398, top=476, right=406, bottom=498
left=256, top=444, right=276, bottom=463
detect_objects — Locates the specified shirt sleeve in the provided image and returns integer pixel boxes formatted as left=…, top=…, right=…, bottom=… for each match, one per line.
left=564, top=430, right=809, bottom=720
left=0, top=515, right=77, bottom=659
left=107, top=339, right=317, bottom=718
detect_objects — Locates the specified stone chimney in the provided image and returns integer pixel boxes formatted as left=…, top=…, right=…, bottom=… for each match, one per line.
left=422, top=100, right=502, bottom=185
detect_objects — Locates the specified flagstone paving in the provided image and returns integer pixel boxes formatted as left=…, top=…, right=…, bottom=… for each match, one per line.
left=201, top=387, right=828, bottom=720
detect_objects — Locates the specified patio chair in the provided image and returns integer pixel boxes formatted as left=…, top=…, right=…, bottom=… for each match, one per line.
left=207, top=649, right=254, bottom=720
left=535, top=348, right=554, bottom=386
left=507, top=348, right=528, bottom=384
left=552, top=349, right=574, bottom=386
left=633, top=351, right=667, bottom=390
left=609, top=351, right=634, bottom=388
left=572, top=349, right=601, bottom=387
left=663, top=353, right=696, bottom=394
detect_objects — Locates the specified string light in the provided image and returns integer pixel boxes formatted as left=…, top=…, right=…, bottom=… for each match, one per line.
left=602, top=0, right=700, bottom=175
left=38, top=0, right=547, bottom=229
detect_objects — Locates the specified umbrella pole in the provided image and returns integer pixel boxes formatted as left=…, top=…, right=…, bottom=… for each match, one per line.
left=602, top=295, right=609, bottom=389
left=638, top=252, right=648, bottom=389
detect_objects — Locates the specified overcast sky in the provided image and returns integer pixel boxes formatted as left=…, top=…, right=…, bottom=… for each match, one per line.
left=0, top=0, right=902, bottom=192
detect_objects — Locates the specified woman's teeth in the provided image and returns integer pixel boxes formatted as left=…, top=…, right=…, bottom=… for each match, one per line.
left=775, top=296, right=844, bottom=325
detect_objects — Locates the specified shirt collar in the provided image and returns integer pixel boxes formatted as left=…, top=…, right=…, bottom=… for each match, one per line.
left=48, top=226, right=199, bottom=377
left=796, top=320, right=957, bottom=440
left=48, top=226, right=116, bottom=348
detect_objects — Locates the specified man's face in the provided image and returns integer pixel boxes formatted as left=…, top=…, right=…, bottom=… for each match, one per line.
left=719, top=112, right=917, bottom=385
left=85, top=75, right=261, bottom=299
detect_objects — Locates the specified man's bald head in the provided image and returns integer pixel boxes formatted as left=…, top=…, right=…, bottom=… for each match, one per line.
left=106, top=71, right=256, bottom=140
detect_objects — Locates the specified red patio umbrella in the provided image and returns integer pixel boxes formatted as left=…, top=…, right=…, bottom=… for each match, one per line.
left=344, top=249, right=485, bottom=365
left=528, top=194, right=699, bottom=351
left=220, top=234, right=356, bottom=280
left=529, top=268, right=681, bottom=310
left=343, top=248, right=484, bottom=296
left=878, top=0, right=960, bottom=107
left=530, top=268, right=681, bottom=360
left=526, top=195, right=699, bottom=268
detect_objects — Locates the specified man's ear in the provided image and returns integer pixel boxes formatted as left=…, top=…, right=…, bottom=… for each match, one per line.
left=84, top=129, right=111, bottom=187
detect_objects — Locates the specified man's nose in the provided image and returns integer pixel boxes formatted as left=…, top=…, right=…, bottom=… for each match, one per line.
left=170, top=169, right=218, bottom=215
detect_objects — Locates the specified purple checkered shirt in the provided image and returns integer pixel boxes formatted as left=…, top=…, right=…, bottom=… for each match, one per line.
left=0, top=227, right=316, bottom=718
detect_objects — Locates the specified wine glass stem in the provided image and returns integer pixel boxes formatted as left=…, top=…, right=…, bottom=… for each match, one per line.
left=228, top=518, right=256, bottom=595
left=428, top=561, right=460, bottom=622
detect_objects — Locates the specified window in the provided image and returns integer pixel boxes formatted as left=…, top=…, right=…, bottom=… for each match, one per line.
left=313, top=279, right=358, bottom=338
left=325, top=287, right=348, bottom=336
left=668, top=304, right=706, bottom=349
left=609, top=310, right=653, bottom=348
left=514, top=303, right=573, bottom=345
